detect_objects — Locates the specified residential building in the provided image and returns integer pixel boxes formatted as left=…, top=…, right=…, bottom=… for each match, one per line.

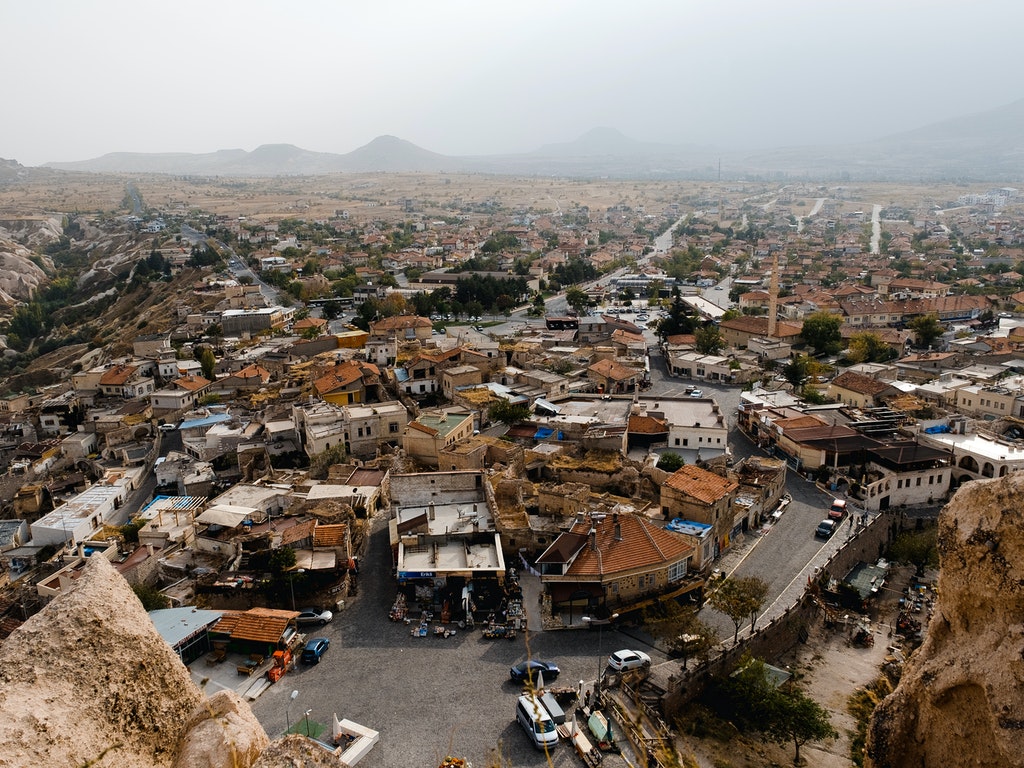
left=660, top=465, right=739, bottom=555
left=403, top=409, right=476, bottom=468
left=535, top=511, right=698, bottom=617
left=828, top=372, right=901, bottom=409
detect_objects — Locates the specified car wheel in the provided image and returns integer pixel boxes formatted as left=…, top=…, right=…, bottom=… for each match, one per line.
left=319, top=619, right=328, bottom=626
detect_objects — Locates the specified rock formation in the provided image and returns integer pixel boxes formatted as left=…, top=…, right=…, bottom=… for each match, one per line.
left=866, top=474, right=1024, bottom=768
left=0, top=555, right=270, bottom=768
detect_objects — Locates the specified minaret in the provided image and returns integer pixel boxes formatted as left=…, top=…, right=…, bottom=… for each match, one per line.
left=767, top=253, right=779, bottom=340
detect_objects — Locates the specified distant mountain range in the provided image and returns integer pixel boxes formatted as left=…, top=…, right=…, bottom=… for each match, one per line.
left=38, top=99, right=1024, bottom=181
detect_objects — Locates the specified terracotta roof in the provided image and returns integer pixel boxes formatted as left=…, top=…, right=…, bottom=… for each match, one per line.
left=232, top=363, right=271, bottom=382
left=830, top=371, right=896, bottom=396
left=294, top=317, right=328, bottom=330
left=212, top=607, right=298, bottom=644
left=98, top=364, right=139, bottom=386
left=719, top=316, right=802, bottom=338
left=280, top=518, right=316, bottom=546
left=664, top=465, right=738, bottom=505
left=407, top=420, right=438, bottom=436
left=313, top=523, right=348, bottom=547
left=628, top=414, right=668, bottom=434
left=611, top=329, right=646, bottom=344
left=550, top=514, right=692, bottom=577
left=588, top=358, right=638, bottom=381
left=314, top=360, right=375, bottom=395
left=173, top=375, right=212, bottom=392
left=773, top=415, right=830, bottom=431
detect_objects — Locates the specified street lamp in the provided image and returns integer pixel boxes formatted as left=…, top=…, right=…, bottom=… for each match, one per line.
left=303, top=709, right=312, bottom=737
left=582, top=613, right=619, bottom=690
left=285, top=689, right=298, bottom=734
left=289, top=568, right=306, bottom=611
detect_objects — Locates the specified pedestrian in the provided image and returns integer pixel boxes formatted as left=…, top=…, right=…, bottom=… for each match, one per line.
left=584, top=689, right=591, bottom=708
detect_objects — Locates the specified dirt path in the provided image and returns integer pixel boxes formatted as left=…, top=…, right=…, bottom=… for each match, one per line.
left=676, top=564, right=923, bottom=767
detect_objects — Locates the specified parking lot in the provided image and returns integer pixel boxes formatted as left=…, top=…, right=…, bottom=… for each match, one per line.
left=250, top=516, right=641, bottom=767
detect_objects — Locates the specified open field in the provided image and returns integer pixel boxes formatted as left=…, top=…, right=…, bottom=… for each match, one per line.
left=0, top=168, right=987, bottom=226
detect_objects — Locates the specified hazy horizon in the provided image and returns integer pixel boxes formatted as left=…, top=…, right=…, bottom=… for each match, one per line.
left=4, top=0, right=1023, bottom=167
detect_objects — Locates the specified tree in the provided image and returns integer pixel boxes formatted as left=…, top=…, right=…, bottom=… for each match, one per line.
left=644, top=601, right=717, bottom=670
left=800, top=311, right=842, bottom=355
left=695, top=324, right=725, bottom=355
left=908, top=313, right=945, bottom=348
left=781, top=355, right=810, bottom=389
left=844, top=331, right=894, bottom=364
left=709, top=576, right=770, bottom=644
left=565, top=286, right=589, bottom=315
left=764, top=686, right=839, bottom=765
left=488, top=400, right=531, bottom=425
left=197, top=347, right=216, bottom=380
left=655, top=453, right=685, bottom=472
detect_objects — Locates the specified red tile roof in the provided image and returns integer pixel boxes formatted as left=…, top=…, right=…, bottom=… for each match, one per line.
left=664, top=465, right=738, bottom=505
left=559, top=514, right=693, bottom=577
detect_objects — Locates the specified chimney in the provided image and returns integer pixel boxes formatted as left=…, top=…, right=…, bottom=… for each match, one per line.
left=429, top=503, right=435, bottom=520
left=589, top=528, right=597, bottom=551
left=613, top=512, right=622, bottom=542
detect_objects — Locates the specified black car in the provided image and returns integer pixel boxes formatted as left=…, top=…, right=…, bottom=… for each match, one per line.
left=509, top=659, right=560, bottom=684
left=301, top=637, right=330, bottom=664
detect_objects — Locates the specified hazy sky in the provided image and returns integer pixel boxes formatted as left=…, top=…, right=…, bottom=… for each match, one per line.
left=4, top=0, right=1021, bottom=166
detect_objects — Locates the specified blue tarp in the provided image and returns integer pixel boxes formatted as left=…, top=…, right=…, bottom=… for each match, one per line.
left=924, top=425, right=950, bottom=434
left=534, top=427, right=554, bottom=439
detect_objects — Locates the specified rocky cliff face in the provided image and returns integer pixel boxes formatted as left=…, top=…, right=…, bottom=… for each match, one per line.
left=866, top=474, right=1024, bottom=768
left=0, top=556, right=269, bottom=768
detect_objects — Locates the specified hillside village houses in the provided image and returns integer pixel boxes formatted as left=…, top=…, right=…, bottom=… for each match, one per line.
left=11, top=185, right=1024, bottom=659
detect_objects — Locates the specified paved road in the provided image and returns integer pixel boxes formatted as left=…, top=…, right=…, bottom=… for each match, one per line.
left=250, top=514, right=642, bottom=768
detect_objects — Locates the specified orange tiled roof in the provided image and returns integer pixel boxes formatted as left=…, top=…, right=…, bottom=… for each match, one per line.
left=314, top=360, right=374, bottom=395
left=830, top=371, right=895, bottom=396
left=98, top=364, right=139, bottom=386
left=628, top=414, right=668, bottom=434
left=664, top=465, right=738, bottom=505
left=212, top=607, right=298, bottom=643
left=371, top=315, right=432, bottom=332
left=174, top=375, right=212, bottom=392
left=588, top=358, right=637, bottom=381
left=313, top=523, right=348, bottom=547
left=561, top=513, right=692, bottom=577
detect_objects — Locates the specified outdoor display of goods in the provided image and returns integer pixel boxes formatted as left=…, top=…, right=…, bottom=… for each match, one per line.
left=438, top=758, right=467, bottom=768
left=483, top=623, right=516, bottom=640
left=389, top=593, right=407, bottom=622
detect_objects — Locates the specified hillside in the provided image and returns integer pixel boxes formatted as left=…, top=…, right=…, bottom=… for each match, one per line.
left=37, top=98, right=1024, bottom=181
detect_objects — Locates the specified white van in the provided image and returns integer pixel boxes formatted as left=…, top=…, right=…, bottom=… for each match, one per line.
left=515, top=694, right=558, bottom=750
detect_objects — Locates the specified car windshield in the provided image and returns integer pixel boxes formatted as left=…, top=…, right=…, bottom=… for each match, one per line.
left=536, top=720, right=556, bottom=734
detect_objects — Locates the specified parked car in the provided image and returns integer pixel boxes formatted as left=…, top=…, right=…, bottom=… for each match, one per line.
left=689, top=389, right=704, bottom=398
left=510, top=659, right=561, bottom=684
left=815, top=519, right=838, bottom=539
left=301, top=637, right=330, bottom=664
left=158, top=423, right=177, bottom=433
left=828, top=498, right=848, bottom=521
left=607, top=649, right=651, bottom=671
left=296, top=608, right=333, bottom=626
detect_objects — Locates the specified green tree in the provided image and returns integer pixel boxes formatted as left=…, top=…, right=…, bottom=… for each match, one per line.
left=845, top=331, right=894, bottom=364
left=655, top=453, right=685, bottom=472
left=709, top=576, right=770, bottom=644
left=907, top=313, right=946, bottom=348
left=781, top=355, right=811, bottom=390
left=887, top=528, right=938, bottom=576
left=197, top=347, right=216, bottom=380
left=310, top=444, right=347, bottom=480
left=565, top=286, right=589, bottom=315
left=695, top=324, right=725, bottom=355
left=488, top=400, right=531, bottom=425
left=644, top=601, right=717, bottom=670
left=800, top=311, right=842, bottom=355
left=764, top=686, right=839, bottom=765
left=132, top=583, right=170, bottom=611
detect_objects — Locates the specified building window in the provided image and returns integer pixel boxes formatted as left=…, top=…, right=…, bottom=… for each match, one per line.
left=683, top=438, right=688, bottom=446
left=929, top=475, right=934, bottom=485
left=357, top=428, right=363, bottom=437
left=916, top=477, right=921, bottom=486
left=674, top=438, right=680, bottom=446
left=668, top=561, right=686, bottom=582
left=389, top=422, right=399, bottom=434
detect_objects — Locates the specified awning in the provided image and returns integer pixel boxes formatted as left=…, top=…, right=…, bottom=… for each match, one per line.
left=195, top=505, right=254, bottom=528
left=534, top=398, right=561, bottom=415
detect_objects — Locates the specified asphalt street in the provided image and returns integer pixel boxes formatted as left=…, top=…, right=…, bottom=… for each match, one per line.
left=250, top=514, right=642, bottom=768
